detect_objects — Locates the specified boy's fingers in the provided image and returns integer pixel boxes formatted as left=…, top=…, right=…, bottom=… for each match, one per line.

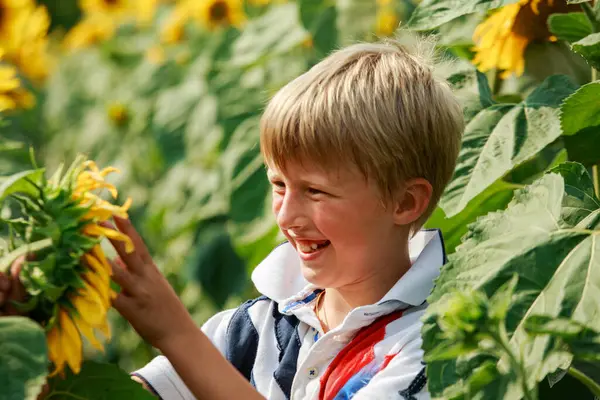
left=99, top=221, right=144, bottom=272
left=0, top=257, right=28, bottom=315
left=110, top=258, right=137, bottom=295
left=0, top=273, right=10, bottom=292
left=9, top=258, right=27, bottom=300
left=111, top=291, right=129, bottom=316
left=113, top=216, right=153, bottom=265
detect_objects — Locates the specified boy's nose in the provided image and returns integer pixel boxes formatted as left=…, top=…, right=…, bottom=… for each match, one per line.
left=275, top=193, right=308, bottom=231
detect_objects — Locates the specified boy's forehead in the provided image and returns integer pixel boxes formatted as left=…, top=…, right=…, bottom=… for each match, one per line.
left=266, top=159, right=363, bottom=184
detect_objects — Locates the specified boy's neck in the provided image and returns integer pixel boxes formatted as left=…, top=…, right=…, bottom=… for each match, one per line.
left=319, top=243, right=413, bottom=332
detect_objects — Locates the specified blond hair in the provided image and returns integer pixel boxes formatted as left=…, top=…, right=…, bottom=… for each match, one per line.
left=260, top=38, right=464, bottom=231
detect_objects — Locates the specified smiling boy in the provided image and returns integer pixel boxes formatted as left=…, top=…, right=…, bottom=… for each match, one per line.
left=1, top=39, right=464, bottom=400
left=110, top=39, right=464, bottom=400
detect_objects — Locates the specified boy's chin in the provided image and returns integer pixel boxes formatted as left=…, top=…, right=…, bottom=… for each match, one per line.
left=300, top=263, right=331, bottom=288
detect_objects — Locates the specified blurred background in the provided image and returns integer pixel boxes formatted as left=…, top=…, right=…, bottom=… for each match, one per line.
left=0, top=0, right=591, bottom=371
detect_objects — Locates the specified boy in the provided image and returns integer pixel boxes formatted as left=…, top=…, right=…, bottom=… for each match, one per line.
left=1, top=39, right=463, bottom=400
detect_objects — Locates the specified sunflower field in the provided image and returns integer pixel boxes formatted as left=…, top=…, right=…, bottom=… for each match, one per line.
left=1, top=0, right=600, bottom=399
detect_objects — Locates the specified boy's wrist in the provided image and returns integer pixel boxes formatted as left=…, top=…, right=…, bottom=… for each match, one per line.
left=154, top=319, right=200, bottom=355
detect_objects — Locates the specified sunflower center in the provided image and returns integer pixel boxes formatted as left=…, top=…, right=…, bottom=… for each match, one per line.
left=209, top=1, right=229, bottom=22
left=103, top=0, right=120, bottom=8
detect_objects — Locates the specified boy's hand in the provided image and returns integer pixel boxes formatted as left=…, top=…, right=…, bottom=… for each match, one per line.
left=0, top=256, right=28, bottom=316
left=104, top=217, right=198, bottom=350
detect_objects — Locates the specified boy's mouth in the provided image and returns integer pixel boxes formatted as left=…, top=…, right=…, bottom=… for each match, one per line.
left=296, top=240, right=330, bottom=254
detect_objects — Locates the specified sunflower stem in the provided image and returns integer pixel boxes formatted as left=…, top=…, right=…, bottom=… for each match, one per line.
left=568, top=366, right=600, bottom=398
left=581, top=2, right=600, bottom=33
left=592, top=67, right=599, bottom=199
left=0, top=238, right=53, bottom=274
left=593, top=165, right=600, bottom=199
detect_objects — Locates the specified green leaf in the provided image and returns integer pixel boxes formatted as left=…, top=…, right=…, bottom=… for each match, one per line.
left=46, top=361, right=155, bottom=399
left=299, top=0, right=337, bottom=56
left=572, top=32, right=600, bottom=70
left=526, top=316, right=600, bottom=363
left=185, top=216, right=247, bottom=308
left=407, top=0, right=519, bottom=31
left=548, top=13, right=593, bottom=43
left=229, top=4, right=308, bottom=67
left=0, top=317, right=48, bottom=400
left=446, top=67, right=494, bottom=123
left=424, top=165, right=600, bottom=398
left=564, top=126, right=600, bottom=166
left=425, top=179, right=515, bottom=255
left=0, top=169, right=45, bottom=203
left=548, top=162, right=600, bottom=226
left=561, top=81, right=600, bottom=136
left=440, top=75, right=578, bottom=217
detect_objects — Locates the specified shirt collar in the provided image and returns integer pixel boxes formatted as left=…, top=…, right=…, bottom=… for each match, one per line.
left=251, top=229, right=446, bottom=307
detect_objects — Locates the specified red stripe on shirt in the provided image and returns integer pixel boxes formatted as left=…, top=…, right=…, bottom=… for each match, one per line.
left=318, top=309, right=406, bottom=400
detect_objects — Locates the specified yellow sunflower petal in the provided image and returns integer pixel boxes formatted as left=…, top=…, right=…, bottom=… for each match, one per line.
left=82, top=224, right=134, bottom=253
left=0, top=95, right=17, bottom=112
left=47, top=326, right=66, bottom=377
left=83, top=160, right=100, bottom=173
left=73, top=313, right=105, bottom=352
left=82, top=257, right=111, bottom=308
left=71, top=283, right=107, bottom=327
left=58, top=309, right=83, bottom=374
left=91, top=244, right=111, bottom=271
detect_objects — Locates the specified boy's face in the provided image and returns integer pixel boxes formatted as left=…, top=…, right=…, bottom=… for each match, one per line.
left=267, top=161, right=407, bottom=290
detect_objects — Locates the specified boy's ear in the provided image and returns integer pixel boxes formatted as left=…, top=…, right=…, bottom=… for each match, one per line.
left=392, top=178, right=433, bottom=226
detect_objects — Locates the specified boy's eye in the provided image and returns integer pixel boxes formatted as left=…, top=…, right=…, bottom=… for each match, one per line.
left=308, top=187, right=325, bottom=195
left=271, top=180, right=285, bottom=189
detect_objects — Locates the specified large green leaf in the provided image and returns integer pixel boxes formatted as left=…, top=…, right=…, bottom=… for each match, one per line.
left=561, top=81, right=600, bottom=136
left=572, top=32, right=600, bottom=70
left=0, top=317, right=48, bottom=400
left=0, top=169, right=45, bottom=203
left=46, top=361, right=155, bottom=399
left=446, top=67, right=494, bottom=123
left=440, top=75, right=578, bottom=217
left=424, top=163, right=600, bottom=398
left=425, top=180, right=515, bottom=255
left=548, top=13, right=593, bottom=43
left=407, top=0, right=519, bottom=31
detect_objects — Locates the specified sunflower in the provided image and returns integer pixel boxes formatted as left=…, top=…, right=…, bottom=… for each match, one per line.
left=376, top=6, right=398, bottom=37
left=0, top=0, right=33, bottom=37
left=160, top=0, right=192, bottom=43
left=0, top=0, right=52, bottom=83
left=0, top=50, right=34, bottom=111
left=2, top=157, right=133, bottom=376
left=134, top=0, right=159, bottom=25
left=80, top=0, right=131, bottom=16
left=472, top=0, right=576, bottom=78
left=63, top=13, right=116, bottom=50
left=196, top=0, right=245, bottom=30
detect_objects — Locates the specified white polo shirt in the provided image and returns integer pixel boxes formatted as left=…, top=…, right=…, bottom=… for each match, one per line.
left=133, top=229, right=445, bottom=400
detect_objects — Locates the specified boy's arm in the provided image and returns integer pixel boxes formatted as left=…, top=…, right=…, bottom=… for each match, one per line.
left=157, top=327, right=264, bottom=400
left=131, top=309, right=236, bottom=399
left=104, top=217, right=265, bottom=400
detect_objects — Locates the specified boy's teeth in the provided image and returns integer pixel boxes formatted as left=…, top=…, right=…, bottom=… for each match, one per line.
left=298, top=241, right=328, bottom=253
